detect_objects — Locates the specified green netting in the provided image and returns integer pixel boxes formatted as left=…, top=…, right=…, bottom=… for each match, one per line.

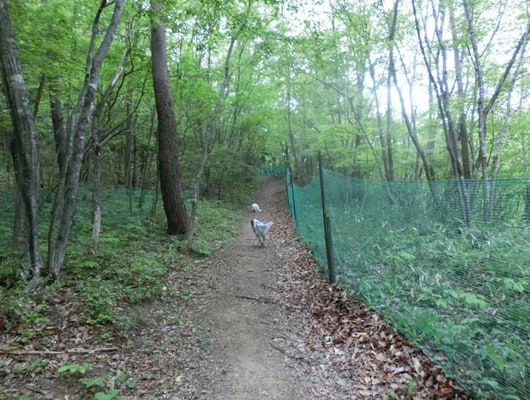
left=286, top=167, right=529, bottom=400
left=261, top=164, right=285, bottom=178
left=0, top=186, right=158, bottom=243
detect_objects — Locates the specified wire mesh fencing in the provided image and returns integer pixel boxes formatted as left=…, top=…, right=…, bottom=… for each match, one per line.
left=285, top=166, right=529, bottom=400
left=0, top=186, right=159, bottom=242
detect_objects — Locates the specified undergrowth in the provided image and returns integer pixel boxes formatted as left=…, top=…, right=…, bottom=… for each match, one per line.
left=1, top=198, right=241, bottom=329
left=294, top=197, right=529, bottom=400
left=0, top=189, right=243, bottom=398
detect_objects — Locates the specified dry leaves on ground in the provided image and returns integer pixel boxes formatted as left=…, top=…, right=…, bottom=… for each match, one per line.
left=268, top=177, right=471, bottom=399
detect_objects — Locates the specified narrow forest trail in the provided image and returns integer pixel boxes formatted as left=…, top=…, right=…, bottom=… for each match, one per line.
left=0, top=176, right=470, bottom=399
left=124, top=175, right=469, bottom=400
left=115, top=175, right=320, bottom=399
left=192, top=176, right=315, bottom=399
left=121, top=175, right=469, bottom=399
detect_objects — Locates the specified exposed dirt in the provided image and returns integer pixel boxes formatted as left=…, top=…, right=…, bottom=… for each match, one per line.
left=1, top=176, right=471, bottom=399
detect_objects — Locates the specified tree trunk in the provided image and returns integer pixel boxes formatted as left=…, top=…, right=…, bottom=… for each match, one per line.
left=0, top=0, right=43, bottom=280
left=90, top=43, right=130, bottom=249
left=286, top=73, right=306, bottom=183
left=150, top=1, right=190, bottom=236
left=387, top=0, right=434, bottom=182
left=47, top=0, right=125, bottom=277
left=188, top=23, right=244, bottom=246
left=368, top=58, right=392, bottom=182
left=412, top=0, right=472, bottom=224
left=463, top=0, right=530, bottom=219
left=139, top=107, right=157, bottom=210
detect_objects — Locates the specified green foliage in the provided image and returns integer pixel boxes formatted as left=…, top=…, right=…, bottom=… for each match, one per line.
left=15, top=357, right=47, bottom=376
left=0, top=186, right=242, bottom=345
left=94, top=390, right=122, bottom=400
left=0, top=278, right=24, bottom=332
left=58, top=361, right=127, bottom=399
left=7, top=193, right=228, bottom=397
left=0, top=248, right=26, bottom=289
left=58, top=360, right=93, bottom=375
left=2, top=0, right=528, bottom=394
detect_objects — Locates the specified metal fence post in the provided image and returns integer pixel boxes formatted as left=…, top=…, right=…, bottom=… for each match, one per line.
left=318, top=152, right=336, bottom=284
left=285, top=166, right=298, bottom=228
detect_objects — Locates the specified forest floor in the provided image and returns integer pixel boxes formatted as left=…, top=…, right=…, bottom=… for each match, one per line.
left=1, top=176, right=472, bottom=399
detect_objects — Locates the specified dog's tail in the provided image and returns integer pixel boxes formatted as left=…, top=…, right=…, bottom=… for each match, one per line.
left=263, top=221, right=273, bottom=234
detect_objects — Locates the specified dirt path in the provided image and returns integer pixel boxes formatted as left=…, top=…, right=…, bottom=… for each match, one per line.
left=194, top=176, right=313, bottom=399
left=120, top=175, right=468, bottom=399
left=114, top=175, right=318, bottom=399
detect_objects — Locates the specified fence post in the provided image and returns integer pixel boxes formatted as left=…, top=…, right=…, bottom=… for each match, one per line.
left=318, top=152, right=336, bottom=284
left=287, top=166, right=298, bottom=227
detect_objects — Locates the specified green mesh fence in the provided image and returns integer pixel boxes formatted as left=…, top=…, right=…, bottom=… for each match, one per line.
left=0, top=186, right=158, bottom=243
left=285, top=167, right=529, bottom=400
left=261, top=164, right=285, bottom=178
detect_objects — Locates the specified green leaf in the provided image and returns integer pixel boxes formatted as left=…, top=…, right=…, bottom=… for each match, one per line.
left=80, top=376, right=105, bottom=388
left=95, top=389, right=121, bottom=400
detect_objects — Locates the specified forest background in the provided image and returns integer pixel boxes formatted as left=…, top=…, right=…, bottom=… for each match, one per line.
left=0, top=0, right=529, bottom=397
left=1, top=0, right=529, bottom=278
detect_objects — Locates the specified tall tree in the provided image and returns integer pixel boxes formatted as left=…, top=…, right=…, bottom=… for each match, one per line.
left=150, top=0, right=190, bottom=236
left=0, top=0, right=42, bottom=281
left=462, top=0, right=530, bottom=218
left=188, top=29, right=244, bottom=245
left=387, top=0, right=434, bottom=181
left=47, top=0, right=125, bottom=277
left=412, top=0, right=530, bottom=180
left=91, top=43, right=131, bottom=249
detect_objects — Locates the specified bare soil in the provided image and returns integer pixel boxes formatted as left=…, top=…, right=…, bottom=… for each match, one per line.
left=0, top=176, right=471, bottom=399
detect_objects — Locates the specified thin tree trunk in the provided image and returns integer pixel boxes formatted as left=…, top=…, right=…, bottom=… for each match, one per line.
left=91, top=137, right=102, bottom=249
left=139, top=107, right=156, bottom=210
left=412, top=0, right=472, bottom=225
left=368, top=58, right=392, bottom=182
left=187, top=28, right=242, bottom=246
left=286, top=75, right=302, bottom=182
left=412, top=0, right=464, bottom=179
left=0, top=0, right=42, bottom=281
left=48, top=0, right=125, bottom=277
left=463, top=0, right=530, bottom=218
left=389, top=0, right=434, bottom=182
left=90, top=44, right=130, bottom=249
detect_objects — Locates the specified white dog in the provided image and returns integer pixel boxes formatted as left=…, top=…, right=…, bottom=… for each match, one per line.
left=250, top=219, right=273, bottom=247
left=251, top=203, right=262, bottom=212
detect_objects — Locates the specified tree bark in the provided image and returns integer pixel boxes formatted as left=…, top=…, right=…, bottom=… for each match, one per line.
left=150, top=1, right=190, bottom=236
left=47, top=0, right=125, bottom=277
left=90, top=44, right=130, bottom=249
left=0, top=0, right=43, bottom=280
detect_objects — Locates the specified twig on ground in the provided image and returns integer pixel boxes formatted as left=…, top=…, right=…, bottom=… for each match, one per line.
left=1, top=347, right=119, bottom=356
left=235, top=295, right=274, bottom=304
